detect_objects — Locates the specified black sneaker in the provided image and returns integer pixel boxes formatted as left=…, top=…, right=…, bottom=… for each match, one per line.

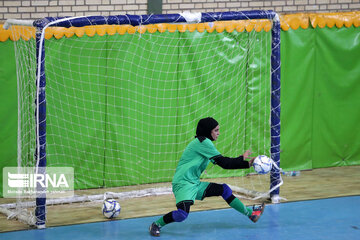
left=149, top=222, right=161, bottom=237
left=248, top=203, right=265, bottom=223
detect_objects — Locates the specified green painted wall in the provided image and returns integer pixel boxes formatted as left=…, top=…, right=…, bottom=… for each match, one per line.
left=0, top=41, right=17, bottom=197
left=280, top=26, right=360, bottom=170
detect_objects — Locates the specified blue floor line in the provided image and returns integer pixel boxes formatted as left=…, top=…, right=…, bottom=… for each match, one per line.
left=1, top=195, right=359, bottom=240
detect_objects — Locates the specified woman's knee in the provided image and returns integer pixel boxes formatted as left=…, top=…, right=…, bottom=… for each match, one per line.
left=221, top=183, right=233, bottom=200
left=172, top=209, right=189, bottom=222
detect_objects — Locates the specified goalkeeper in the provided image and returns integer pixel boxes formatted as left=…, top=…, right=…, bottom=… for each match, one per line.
left=149, top=117, right=265, bottom=237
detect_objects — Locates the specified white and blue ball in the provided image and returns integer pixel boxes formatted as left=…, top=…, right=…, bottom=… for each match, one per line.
left=102, top=199, right=121, bottom=219
left=253, top=155, right=273, bottom=174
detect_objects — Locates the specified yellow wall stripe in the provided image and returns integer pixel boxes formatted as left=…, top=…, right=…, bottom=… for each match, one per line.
left=0, top=12, right=358, bottom=42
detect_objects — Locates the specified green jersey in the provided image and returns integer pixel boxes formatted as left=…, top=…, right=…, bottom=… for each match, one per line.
left=172, top=137, right=220, bottom=200
left=172, top=138, right=221, bottom=203
left=172, top=138, right=221, bottom=185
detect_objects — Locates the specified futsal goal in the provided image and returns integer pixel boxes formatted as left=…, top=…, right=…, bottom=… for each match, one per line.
left=1, top=10, right=282, bottom=228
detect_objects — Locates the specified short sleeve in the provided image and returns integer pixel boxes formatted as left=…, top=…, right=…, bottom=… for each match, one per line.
left=198, top=138, right=221, bottom=162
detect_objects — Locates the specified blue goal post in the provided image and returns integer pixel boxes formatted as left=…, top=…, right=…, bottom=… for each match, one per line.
left=32, top=10, right=281, bottom=228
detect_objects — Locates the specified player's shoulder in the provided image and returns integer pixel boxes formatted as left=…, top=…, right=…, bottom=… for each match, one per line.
left=190, top=137, right=210, bottom=143
left=187, top=137, right=214, bottom=147
left=202, top=138, right=214, bottom=146
left=192, top=137, right=214, bottom=148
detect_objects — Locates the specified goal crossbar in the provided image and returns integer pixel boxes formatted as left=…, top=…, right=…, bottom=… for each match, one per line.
left=33, top=11, right=279, bottom=28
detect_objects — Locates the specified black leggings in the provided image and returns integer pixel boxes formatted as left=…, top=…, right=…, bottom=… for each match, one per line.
left=202, top=182, right=224, bottom=198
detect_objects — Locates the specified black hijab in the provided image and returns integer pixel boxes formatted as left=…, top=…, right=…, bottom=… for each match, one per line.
left=195, top=117, right=219, bottom=142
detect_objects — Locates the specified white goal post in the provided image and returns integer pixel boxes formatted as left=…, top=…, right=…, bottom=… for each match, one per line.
left=2, top=10, right=282, bottom=228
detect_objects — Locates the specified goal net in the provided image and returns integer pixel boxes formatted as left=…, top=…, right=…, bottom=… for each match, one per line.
left=2, top=10, right=282, bottom=228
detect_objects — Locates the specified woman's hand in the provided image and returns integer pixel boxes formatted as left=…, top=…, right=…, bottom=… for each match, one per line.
left=243, top=150, right=256, bottom=167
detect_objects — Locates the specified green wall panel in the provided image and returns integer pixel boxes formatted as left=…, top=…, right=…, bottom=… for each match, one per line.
left=46, top=35, right=108, bottom=188
left=280, top=28, right=315, bottom=170
left=104, top=32, right=180, bottom=186
left=0, top=41, right=17, bottom=197
left=312, top=26, right=360, bottom=168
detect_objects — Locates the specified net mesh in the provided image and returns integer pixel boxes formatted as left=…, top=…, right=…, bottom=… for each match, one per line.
left=4, top=15, right=280, bottom=226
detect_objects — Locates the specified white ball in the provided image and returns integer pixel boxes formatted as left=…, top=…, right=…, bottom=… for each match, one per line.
left=253, top=155, right=273, bottom=174
left=102, top=199, right=121, bottom=219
